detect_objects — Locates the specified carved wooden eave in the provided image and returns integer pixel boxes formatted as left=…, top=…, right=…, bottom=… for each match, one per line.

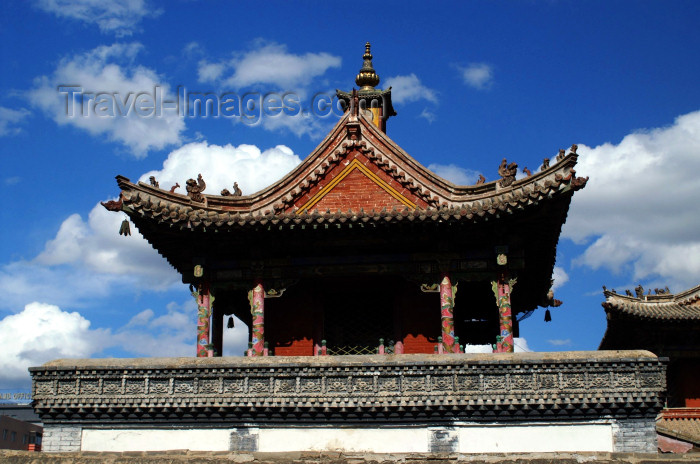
left=113, top=110, right=588, bottom=231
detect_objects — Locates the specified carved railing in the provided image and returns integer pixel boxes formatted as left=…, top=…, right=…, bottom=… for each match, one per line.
left=31, top=351, right=666, bottom=425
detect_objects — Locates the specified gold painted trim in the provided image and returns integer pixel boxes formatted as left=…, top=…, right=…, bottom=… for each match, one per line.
left=297, top=159, right=416, bottom=213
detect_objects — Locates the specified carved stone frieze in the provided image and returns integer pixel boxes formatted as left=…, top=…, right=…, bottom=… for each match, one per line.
left=510, top=373, right=534, bottom=390
left=326, top=377, right=350, bottom=393
left=30, top=352, right=666, bottom=425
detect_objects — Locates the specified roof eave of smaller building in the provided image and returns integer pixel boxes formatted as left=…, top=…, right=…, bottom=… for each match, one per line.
left=601, top=284, right=700, bottom=321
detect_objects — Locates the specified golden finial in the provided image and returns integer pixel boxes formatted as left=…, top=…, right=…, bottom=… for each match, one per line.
left=355, top=41, right=380, bottom=90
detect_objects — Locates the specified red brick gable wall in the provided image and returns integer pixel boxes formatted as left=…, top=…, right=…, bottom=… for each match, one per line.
left=313, top=167, right=406, bottom=212
left=290, top=149, right=427, bottom=212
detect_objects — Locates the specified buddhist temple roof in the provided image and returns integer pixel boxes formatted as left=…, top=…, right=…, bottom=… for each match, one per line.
left=111, top=110, right=587, bottom=233
left=602, top=284, right=700, bottom=321
left=104, top=49, right=587, bottom=317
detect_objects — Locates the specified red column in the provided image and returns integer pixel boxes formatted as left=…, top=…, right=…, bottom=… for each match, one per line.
left=249, top=282, right=265, bottom=356
left=439, top=275, right=457, bottom=353
left=492, top=273, right=515, bottom=353
left=194, top=283, right=213, bottom=357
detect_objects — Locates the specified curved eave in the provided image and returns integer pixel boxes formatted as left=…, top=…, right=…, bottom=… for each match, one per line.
left=114, top=112, right=586, bottom=229
left=117, top=174, right=578, bottom=233
left=356, top=110, right=586, bottom=201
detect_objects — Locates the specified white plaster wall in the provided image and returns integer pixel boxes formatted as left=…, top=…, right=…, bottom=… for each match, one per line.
left=458, top=423, right=614, bottom=453
left=80, top=423, right=614, bottom=453
left=81, top=428, right=232, bottom=452
left=257, top=427, right=429, bottom=453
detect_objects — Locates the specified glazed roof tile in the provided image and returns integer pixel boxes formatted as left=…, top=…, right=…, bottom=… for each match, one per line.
left=602, top=284, right=700, bottom=321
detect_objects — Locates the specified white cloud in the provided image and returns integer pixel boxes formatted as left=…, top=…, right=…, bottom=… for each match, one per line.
left=564, top=110, right=700, bottom=289
left=551, top=266, right=569, bottom=291
left=182, top=41, right=203, bottom=58
left=0, top=107, right=30, bottom=136
left=458, top=63, right=494, bottom=90
left=0, top=298, right=250, bottom=388
left=427, top=163, right=480, bottom=185
left=259, top=112, right=335, bottom=139
left=197, top=60, right=225, bottom=82
left=29, top=42, right=185, bottom=157
left=35, top=205, right=179, bottom=286
left=547, top=339, right=572, bottom=347
left=140, top=141, right=302, bottom=196
left=0, top=302, right=108, bottom=388
left=193, top=42, right=342, bottom=139
left=419, top=108, right=436, bottom=123
left=462, top=337, right=530, bottom=353
left=463, top=344, right=493, bottom=353
left=199, top=41, right=341, bottom=89
left=112, top=301, right=197, bottom=358
left=0, top=198, right=180, bottom=309
left=0, top=202, right=179, bottom=311
left=35, top=0, right=161, bottom=37
left=0, top=260, right=136, bottom=311
left=384, top=73, right=438, bottom=105
left=513, top=337, right=531, bottom=352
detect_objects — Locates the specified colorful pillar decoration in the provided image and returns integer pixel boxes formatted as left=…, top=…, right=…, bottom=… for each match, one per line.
left=439, top=275, right=458, bottom=353
left=192, top=283, right=214, bottom=357
left=248, top=282, right=265, bottom=356
left=491, top=274, right=517, bottom=353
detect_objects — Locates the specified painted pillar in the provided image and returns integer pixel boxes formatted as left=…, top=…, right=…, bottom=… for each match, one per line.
left=193, top=283, right=214, bottom=357
left=248, top=282, right=265, bottom=356
left=491, top=273, right=515, bottom=353
left=439, top=275, right=457, bottom=353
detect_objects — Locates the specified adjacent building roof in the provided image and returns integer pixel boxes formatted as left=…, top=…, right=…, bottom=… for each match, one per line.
left=657, top=408, right=700, bottom=447
left=602, top=284, right=700, bottom=321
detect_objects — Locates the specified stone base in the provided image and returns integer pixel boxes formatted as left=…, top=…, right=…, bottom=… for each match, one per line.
left=5, top=450, right=700, bottom=464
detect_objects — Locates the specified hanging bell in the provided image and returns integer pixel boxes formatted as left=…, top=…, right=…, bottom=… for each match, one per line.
left=118, top=219, right=131, bottom=236
left=544, top=309, right=552, bottom=322
left=227, top=316, right=234, bottom=328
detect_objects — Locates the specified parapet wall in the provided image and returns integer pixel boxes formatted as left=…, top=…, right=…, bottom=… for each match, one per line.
left=30, top=351, right=666, bottom=453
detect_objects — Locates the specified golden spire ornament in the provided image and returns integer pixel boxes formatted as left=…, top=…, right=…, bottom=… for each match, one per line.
left=355, top=42, right=380, bottom=90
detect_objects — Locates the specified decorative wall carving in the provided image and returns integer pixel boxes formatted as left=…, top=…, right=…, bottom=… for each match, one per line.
left=30, top=353, right=666, bottom=425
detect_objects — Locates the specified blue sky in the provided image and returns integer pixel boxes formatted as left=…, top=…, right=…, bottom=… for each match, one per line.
left=1, top=0, right=699, bottom=389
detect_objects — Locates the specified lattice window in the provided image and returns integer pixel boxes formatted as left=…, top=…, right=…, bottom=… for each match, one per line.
left=324, top=297, right=393, bottom=356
